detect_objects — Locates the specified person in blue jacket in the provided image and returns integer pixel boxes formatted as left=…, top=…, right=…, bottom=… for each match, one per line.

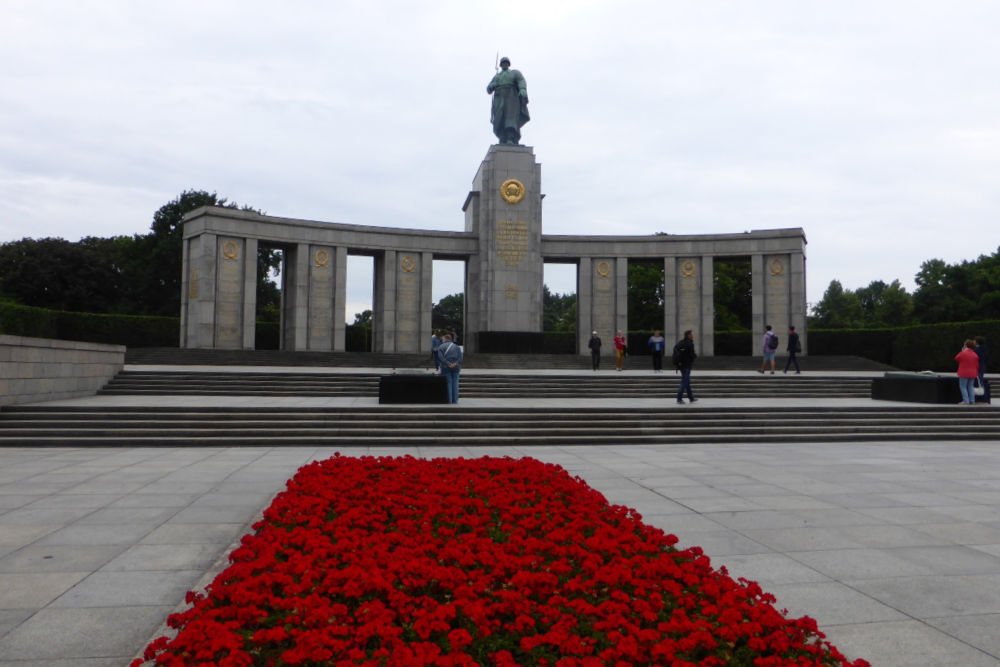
left=436, top=334, right=463, bottom=404
left=648, top=330, right=665, bottom=373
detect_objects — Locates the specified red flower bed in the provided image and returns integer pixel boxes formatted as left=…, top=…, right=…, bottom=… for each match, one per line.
left=134, top=455, right=868, bottom=667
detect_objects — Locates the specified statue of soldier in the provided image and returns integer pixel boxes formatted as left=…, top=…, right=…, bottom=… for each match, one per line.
left=487, top=57, right=530, bottom=145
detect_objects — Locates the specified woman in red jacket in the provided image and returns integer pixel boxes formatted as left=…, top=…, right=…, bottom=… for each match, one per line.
left=955, top=339, right=981, bottom=404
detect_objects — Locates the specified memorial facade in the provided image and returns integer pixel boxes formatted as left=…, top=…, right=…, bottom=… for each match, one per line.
left=181, top=145, right=807, bottom=356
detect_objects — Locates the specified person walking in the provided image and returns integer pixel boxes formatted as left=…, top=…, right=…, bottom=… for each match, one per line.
left=674, top=329, right=697, bottom=404
left=437, top=334, right=463, bottom=404
left=614, top=330, right=627, bottom=371
left=588, top=331, right=602, bottom=371
left=648, top=330, right=665, bottom=373
left=758, top=325, right=778, bottom=375
left=955, top=339, right=980, bottom=405
left=783, top=325, right=801, bottom=374
left=974, top=335, right=990, bottom=403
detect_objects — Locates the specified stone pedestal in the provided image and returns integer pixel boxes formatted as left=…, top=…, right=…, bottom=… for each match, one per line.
left=464, top=145, right=543, bottom=350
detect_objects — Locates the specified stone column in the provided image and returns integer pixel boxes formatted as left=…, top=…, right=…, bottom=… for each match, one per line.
left=764, top=253, right=791, bottom=342
left=466, top=145, right=543, bottom=336
left=393, top=251, right=424, bottom=353
left=663, top=257, right=677, bottom=344
left=373, top=250, right=396, bottom=353
left=419, top=252, right=434, bottom=358
left=281, top=243, right=310, bottom=351
left=699, top=255, right=714, bottom=356
left=751, top=254, right=765, bottom=356
left=615, top=258, right=628, bottom=336
left=675, top=257, right=702, bottom=346
left=789, top=251, right=807, bottom=354
left=214, top=236, right=247, bottom=349
left=241, top=238, right=258, bottom=350
left=306, top=245, right=336, bottom=351
left=577, top=257, right=592, bottom=354
left=181, top=233, right=218, bottom=349
left=590, top=258, right=618, bottom=355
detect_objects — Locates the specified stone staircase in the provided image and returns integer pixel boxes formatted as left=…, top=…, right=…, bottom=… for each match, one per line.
left=99, top=370, right=874, bottom=399
left=2, top=405, right=999, bottom=446
left=124, top=348, right=897, bottom=372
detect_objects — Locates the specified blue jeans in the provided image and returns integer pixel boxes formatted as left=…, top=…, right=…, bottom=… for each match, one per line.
left=959, top=377, right=975, bottom=404
left=677, top=367, right=694, bottom=401
left=441, top=367, right=460, bottom=403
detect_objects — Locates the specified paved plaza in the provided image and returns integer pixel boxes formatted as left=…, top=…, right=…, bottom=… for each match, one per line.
left=1, top=379, right=999, bottom=666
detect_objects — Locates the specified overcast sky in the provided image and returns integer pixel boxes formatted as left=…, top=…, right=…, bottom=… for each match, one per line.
left=3, top=1, right=999, bottom=320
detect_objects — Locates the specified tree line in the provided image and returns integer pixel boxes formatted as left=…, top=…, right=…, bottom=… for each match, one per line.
left=811, top=249, right=1000, bottom=328
left=0, top=190, right=281, bottom=319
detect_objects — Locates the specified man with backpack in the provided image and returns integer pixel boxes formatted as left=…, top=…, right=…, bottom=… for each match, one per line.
left=784, top=325, right=802, bottom=374
left=672, top=330, right=697, bottom=404
left=758, top=324, right=778, bottom=375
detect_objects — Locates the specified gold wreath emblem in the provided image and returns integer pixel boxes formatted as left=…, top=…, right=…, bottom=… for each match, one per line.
left=222, top=240, right=239, bottom=260
left=314, top=249, right=329, bottom=267
left=400, top=255, right=416, bottom=273
left=770, top=258, right=784, bottom=275
left=681, top=260, right=696, bottom=277
left=596, top=261, right=611, bottom=278
left=500, top=179, right=525, bottom=205
left=504, top=284, right=518, bottom=299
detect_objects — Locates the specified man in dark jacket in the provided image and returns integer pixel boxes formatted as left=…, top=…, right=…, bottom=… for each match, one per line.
left=784, top=325, right=801, bottom=374
left=588, top=331, right=602, bottom=371
left=674, top=330, right=697, bottom=404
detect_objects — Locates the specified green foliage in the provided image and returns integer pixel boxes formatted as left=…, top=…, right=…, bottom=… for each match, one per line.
left=543, top=286, right=576, bottom=332
left=912, top=250, right=1000, bottom=323
left=713, top=259, right=752, bottom=331
left=714, top=330, right=753, bottom=355
left=0, top=301, right=178, bottom=346
left=627, top=261, right=664, bottom=331
left=432, top=294, right=464, bottom=338
left=0, top=190, right=279, bottom=320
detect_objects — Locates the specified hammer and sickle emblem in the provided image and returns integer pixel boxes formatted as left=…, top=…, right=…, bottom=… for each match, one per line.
left=314, top=249, right=329, bottom=267
left=770, top=258, right=785, bottom=275
left=222, top=240, right=239, bottom=260
left=596, top=261, right=611, bottom=278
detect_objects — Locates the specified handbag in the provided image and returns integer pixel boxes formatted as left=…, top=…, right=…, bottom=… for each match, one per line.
left=974, top=378, right=985, bottom=397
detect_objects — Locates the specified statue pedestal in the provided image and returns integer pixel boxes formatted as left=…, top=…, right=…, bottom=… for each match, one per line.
left=463, top=145, right=543, bottom=351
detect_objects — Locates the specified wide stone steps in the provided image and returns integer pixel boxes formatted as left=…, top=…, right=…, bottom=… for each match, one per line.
left=2, top=406, right=998, bottom=446
left=99, top=371, right=874, bottom=398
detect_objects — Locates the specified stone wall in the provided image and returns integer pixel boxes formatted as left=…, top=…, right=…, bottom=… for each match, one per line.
left=0, top=336, right=124, bottom=406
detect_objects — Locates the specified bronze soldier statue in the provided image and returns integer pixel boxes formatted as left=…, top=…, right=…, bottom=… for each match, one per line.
left=487, top=57, right=529, bottom=145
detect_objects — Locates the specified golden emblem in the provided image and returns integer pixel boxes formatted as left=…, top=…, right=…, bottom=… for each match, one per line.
left=770, top=258, right=784, bottom=275
left=681, top=260, right=696, bottom=277
left=222, top=240, right=239, bottom=260
left=400, top=255, right=416, bottom=273
left=314, top=249, right=329, bottom=267
left=596, top=261, right=611, bottom=278
left=500, top=179, right=525, bottom=205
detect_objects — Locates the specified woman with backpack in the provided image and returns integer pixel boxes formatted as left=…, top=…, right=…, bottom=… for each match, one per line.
left=758, top=325, right=778, bottom=375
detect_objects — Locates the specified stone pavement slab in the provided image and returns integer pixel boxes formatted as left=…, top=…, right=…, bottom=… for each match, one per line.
left=0, top=439, right=998, bottom=666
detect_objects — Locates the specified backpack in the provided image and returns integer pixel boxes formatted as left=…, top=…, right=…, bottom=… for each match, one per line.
left=767, top=333, right=779, bottom=350
left=671, top=341, right=685, bottom=368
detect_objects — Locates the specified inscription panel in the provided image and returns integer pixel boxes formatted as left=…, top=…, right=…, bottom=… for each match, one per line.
left=496, top=220, right=529, bottom=267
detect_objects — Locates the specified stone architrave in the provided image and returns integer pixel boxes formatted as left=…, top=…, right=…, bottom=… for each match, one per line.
left=465, top=145, right=543, bottom=341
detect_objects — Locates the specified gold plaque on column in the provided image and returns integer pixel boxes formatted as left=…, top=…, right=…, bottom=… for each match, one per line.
left=314, top=249, right=329, bottom=267
left=681, top=260, right=696, bottom=277
left=222, top=240, right=239, bottom=260
left=596, top=261, right=611, bottom=277
left=500, top=179, right=525, bottom=204
left=401, top=255, right=416, bottom=272
left=770, top=258, right=784, bottom=275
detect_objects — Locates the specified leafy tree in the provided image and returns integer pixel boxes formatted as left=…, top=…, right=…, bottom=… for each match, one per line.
left=0, top=236, right=125, bottom=313
left=432, top=294, right=463, bottom=339
left=811, top=280, right=864, bottom=328
left=912, top=250, right=1000, bottom=323
left=714, top=258, right=752, bottom=330
left=627, top=261, right=664, bottom=331
left=543, top=285, right=576, bottom=332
